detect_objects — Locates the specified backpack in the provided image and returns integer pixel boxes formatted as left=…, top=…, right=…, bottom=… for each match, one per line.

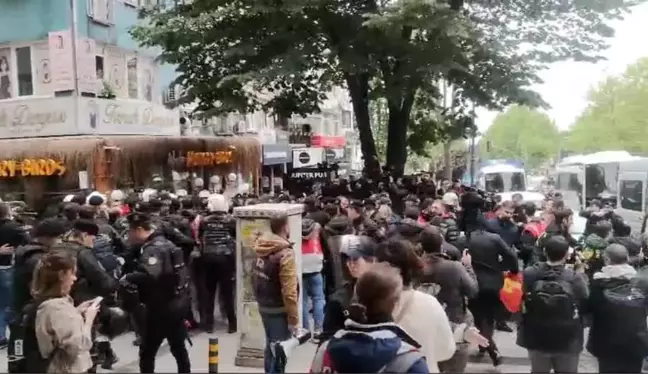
left=596, top=280, right=648, bottom=358
left=310, top=340, right=425, bottom=373
left=13, top=297, right=56, bottom=373
left=522, top=268, right=580, bottom=351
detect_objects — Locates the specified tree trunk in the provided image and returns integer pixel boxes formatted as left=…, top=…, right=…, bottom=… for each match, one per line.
left=345, top=73, right=380, bottom=178
left=443, top=141, right=452, bottom=181
left=385, top=92, right=415, bottom=177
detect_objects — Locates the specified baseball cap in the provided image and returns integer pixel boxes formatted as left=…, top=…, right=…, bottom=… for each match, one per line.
left=340, top=235, right=376, bottom=260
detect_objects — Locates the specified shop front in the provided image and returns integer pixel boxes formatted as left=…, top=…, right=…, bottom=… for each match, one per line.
left=262, top=143, right=291, bottom=193
left=0, top=135, right=261, bottom=211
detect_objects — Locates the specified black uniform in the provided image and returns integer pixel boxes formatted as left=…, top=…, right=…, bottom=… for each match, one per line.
left=197, top=212, right=237, bottom=332
left=124, top=224, right=191, bottom=373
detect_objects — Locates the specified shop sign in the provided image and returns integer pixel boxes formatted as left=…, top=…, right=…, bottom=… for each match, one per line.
left=0, top=159, right=66, bottom=177
left=311, top=134, right=345, bottom=148
left=292, top=147, right=324, bottom=168
left=82, top=98, right=180, bottom=136
left=186, top=151, right=233, bottom=167
left=290, top=170, right=329, bottom=179
left=0, top=98, right=74, bottom=138
left=263, top=144, right=292, bottom=165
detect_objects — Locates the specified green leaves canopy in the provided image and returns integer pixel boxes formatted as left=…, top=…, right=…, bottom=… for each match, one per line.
left=566, top=57, right=648, bottom=153
left=131, top=0, right=642, bottom=175
left=481, top=105, right=560, bottom=168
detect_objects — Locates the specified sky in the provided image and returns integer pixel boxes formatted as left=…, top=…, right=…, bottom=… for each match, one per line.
left=475, top=2, right=648, bottom=133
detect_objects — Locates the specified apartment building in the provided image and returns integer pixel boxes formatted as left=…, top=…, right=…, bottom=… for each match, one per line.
left=0, top=0, right=179, bottom=139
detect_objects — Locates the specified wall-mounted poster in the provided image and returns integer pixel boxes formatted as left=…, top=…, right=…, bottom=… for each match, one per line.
left=77, top=38, right=97, bottom=94
left=48, top=30, right=74, bottom=92
left=32, top=41, right=53, bottom=96
left=139, top=56, right=157, bottom=102
left=0, top=48, right=12, bottom=100
left=105, top=46, right=126, bottom=98
left=126, top=55, right=138, bottom=99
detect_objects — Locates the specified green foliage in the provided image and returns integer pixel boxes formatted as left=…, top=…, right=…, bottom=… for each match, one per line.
left=481, top=105, right=560, bottom=168
left=131, top=0, right=642, bottom=174
left=566, top=56, right=648, bottom=153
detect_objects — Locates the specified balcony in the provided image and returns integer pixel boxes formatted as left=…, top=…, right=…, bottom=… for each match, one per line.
left=0, top=96, right=180, bottom=138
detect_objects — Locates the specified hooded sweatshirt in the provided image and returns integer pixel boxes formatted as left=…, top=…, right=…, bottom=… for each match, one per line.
left=312, top=319, right=429, bottom=373
left=252, top=233, right=299, bottom=326
left=302, top=223, right=324, bottom=274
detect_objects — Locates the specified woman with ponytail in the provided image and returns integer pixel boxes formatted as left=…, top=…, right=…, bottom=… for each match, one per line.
left=311, top=262, right=429, bottom=373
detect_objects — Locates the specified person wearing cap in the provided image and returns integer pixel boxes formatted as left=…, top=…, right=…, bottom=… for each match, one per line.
left=319, top=235, right=377, bottom=343
left=196, top=194, right=237, bottom=334
left=122, top=212, right=191, bottom=373
left=55, top=220, right=121, bottom=369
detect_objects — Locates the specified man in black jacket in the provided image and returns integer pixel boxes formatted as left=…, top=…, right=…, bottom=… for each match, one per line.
left=517, top=236, right=588, bottom=373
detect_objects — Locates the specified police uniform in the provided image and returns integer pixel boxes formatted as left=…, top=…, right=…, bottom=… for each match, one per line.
left=123, top=213, right=191, bottom=373
left=197, top=212, right=237, bottom=333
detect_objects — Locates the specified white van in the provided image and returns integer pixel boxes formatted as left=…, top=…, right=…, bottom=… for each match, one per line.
left=616, top=158, right=648, bottom=234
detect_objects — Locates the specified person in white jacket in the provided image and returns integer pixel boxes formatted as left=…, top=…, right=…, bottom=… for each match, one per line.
left=376, top=238, right=488, bottom=373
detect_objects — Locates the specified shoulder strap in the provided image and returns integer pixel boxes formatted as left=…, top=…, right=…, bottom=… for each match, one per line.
left=311, top=340, right=330, bottom=373
left=378, top=350, right=425, bottom=373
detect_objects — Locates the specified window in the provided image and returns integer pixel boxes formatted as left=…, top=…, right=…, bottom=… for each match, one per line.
left=95, top=55, right=104, bottom=79
left=619, top=180, right=643, bottom=212
left=87, top=0, right=114, bottom=25
left=16, top=47, right=33, bottom=96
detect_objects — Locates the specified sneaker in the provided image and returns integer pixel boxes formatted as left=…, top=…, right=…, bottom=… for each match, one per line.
left=311, top=329, right=322, bottom=343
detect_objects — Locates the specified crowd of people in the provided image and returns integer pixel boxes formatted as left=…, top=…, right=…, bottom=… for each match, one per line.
left=0, top=174, right=646, bottom=373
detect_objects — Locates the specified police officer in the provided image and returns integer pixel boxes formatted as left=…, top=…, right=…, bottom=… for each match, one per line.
left=122, top=213, right=191, bottom=373
left=197, top=194, right=237, bottom=333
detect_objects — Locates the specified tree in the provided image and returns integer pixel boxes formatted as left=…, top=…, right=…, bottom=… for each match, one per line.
left=566, top=57, right=648, bottom=154
left=481, top=105, right=560, bottom=168
left=132, top=0, right=642, bottom=176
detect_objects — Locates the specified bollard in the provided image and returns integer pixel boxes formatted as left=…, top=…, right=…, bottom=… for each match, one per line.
left=208, top=337, right=219, bottom=373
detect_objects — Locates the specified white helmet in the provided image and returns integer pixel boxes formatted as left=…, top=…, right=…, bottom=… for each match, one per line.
left=194, top=178, right=205, bottom=188
left=207, top=194, right=229, bottom=213
left=198, top=189, right=211, bottom=198
left=63, top=194, right=75, bottom=203
left=86, top=191, right=107, bottom=206
left=110, top=189, right=125, bottom=202
left=141, top=188, right=158, bottom=202
left=176, top=189, right=188, bottom=197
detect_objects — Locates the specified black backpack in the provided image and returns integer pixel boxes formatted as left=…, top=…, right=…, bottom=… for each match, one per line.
left=13, top=297, right=56, bottom=373
left=597, top=280, right=648, bottom=357
left=523, top=269, right=580, bottom=351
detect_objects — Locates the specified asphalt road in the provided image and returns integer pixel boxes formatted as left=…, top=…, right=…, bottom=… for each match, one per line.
left=0, top=325, right=599, bottom=373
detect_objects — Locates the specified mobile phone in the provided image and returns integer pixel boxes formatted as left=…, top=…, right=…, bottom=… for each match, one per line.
left=91, top=296, right=103, bottom=308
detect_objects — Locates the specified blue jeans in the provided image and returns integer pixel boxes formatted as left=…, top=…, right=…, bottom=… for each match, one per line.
left=302, top=272, right=325, bottom=331
left=259, top=312, right=291, bottom=373
left=0, top=267, right=13, bottom=341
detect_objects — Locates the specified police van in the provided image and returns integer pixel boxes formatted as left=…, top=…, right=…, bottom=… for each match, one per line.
left=615, top=157, right=648, bottom=234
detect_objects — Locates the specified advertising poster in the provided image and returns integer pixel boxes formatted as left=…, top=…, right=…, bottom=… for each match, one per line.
left=48, top=30, right=74, bottom=92
left=77, top=38, right=97, bottom=94
left=32, top=42, right=52, bottom=96
left=105, top=46, right=126, bottom=98
left=239, top=218, right=268, bottom=303
left=0, top=48, right=13, bottom=100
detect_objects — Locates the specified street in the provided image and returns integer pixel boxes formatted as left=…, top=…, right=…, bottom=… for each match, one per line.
left=0, top=326, right=598, bottom=373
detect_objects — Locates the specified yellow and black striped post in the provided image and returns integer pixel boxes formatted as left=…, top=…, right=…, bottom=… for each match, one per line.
left=208, top=337, right=219, bottom=373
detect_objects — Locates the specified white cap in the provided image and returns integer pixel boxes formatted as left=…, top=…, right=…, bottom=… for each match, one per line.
left=198, top=189, right=211, bottom=198
left=207, top=194, right=229, bottom=213
left=110, top=189, right=125, bottom=202
left=176, top=189, right=188, bottom=197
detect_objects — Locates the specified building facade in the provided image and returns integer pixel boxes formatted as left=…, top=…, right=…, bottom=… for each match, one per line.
left=0, top=0, right=179, bottom=139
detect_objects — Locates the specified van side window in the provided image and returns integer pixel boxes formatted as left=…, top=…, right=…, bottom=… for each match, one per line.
left=619, top=180, right=643, bottom=212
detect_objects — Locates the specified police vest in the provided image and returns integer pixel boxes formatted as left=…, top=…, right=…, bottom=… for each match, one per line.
left=201, top=219, right=235, bottom=256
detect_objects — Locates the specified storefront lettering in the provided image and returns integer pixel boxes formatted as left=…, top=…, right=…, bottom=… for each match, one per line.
left=0, top=159, right=66, bottom=177
left=186, top=151, right=234, bottom=167
left=103, top=103, right=139, bottom=125
left=0, top=105, right=67, bottom=133
left=291, top=171, right=328, bottom=179
left=142, top=107, right=175, bottom=127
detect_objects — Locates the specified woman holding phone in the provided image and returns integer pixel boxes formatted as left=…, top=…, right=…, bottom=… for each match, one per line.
left=32, top=251, right=100, bottom=373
